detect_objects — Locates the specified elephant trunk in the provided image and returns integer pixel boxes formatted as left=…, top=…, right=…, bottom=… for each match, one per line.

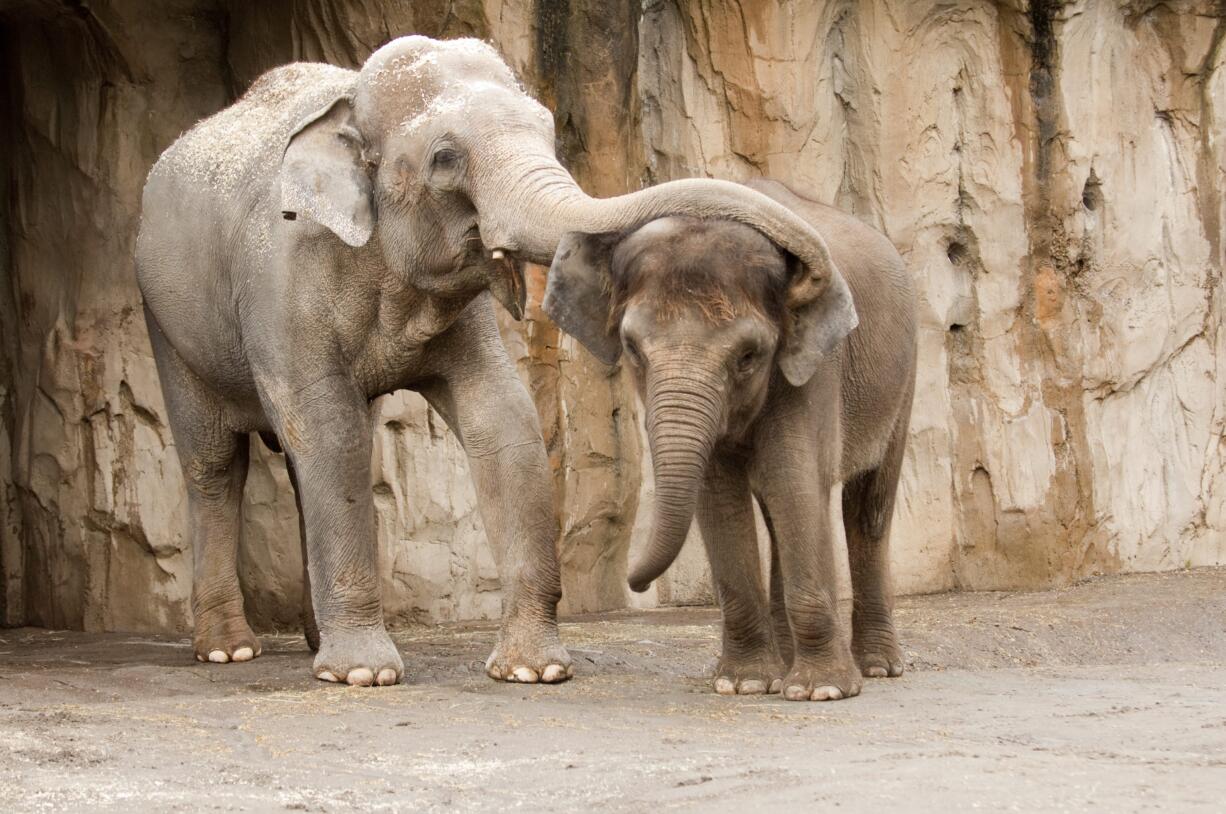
left=628, top=362, right=724, bottom=593
left=472, top=151, right=838, bottom=282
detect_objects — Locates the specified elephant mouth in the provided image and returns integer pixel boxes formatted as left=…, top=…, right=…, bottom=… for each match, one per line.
left=456, top=228, right=527, bottom=319
left=486, top=246, right=527, bottom=320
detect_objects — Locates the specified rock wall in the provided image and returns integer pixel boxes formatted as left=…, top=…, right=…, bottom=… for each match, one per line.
left=0, top=0, right=1222, bottom=633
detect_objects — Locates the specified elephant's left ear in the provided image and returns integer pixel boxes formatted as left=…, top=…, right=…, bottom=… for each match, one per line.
left=280, top=96, right=375, bottom=248
left=777, top=252, right=859, bottom=386
left=543, top=231, right=624, bottom=366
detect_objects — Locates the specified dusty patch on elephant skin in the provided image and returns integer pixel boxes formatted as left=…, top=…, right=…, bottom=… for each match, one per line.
left=312, top=628, right=404, bottom=687
left=712, top=650, right=785, bottom=696
left=484, top=629, right=573, bottom=684
left=782, top=654, right=863, bottom=703
left=192, top=614, right=262, bottom=665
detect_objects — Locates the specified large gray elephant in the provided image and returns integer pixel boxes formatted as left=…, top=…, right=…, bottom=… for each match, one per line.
left=543, top=179, right=917, bottom=701
left=136, top=36, right=853, bottom=687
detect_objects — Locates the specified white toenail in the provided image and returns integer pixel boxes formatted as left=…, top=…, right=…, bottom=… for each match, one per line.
left=812, top=686, right=843, bottom=701
left=232, top=647, right=254, bottom=662
left=489, top=665, right=503, bottom=680
left=511, top=667, right=538, bottom=683
left=739, top=680, right=767, bottom=694
left=208, top=650, right=229, bottom=663
left=784, top=685, right=807, bottom=701
left=347, top=668, right=375, bottom=686
left=714, top=677, right=736, bottom=695
left=542, top=665, right=566, bottom=683
left=317, top=671, right=340, bottom=683
left=769, top=679, right=783, bottom=694
left=196, top=654, right=205, bottom=663
left=377, top=669, right=398, bottom=686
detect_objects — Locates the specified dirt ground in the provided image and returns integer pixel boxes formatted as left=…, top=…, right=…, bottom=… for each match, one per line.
left=2, top=569, right=1225, bottom=812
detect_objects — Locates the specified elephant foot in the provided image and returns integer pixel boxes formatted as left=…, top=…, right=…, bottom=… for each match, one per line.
left=782, top=653, right=863, bottom=702
left=486, top=621, right=573, bottom=684
left=712, top=650, right=785, bottom=696
left=313, top=627, right=403, bottom=687
left=193, top=611, right=262, bottom=664
left=853, top=628, right=904, bottom=678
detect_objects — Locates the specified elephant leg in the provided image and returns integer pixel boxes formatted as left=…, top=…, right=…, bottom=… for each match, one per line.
left=844, top=417, right=908, bottom=679
left=759, top=501, right=794, bottom=669
left=285, top=460, right=320, bottom=653
left=270, top=374, right=401, bottom=687
left=420, top=368, right=570, bottom=685
left=697, top=457, right=783, bottom=695
left=145, top=308, right=260, bottom=664
left=754, top=417, right=861, bottom=702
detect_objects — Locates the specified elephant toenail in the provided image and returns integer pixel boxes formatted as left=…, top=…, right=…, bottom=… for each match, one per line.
left=232, top=647, right=254, bottom=662
left=317, top=670, right=340, bottom=683
left=811, top=686, right=843, bottom=701
left=511, top=666, right=539, bottom=683
left=769, top=679, right=783, bottom=694
left=739, top=680, right=767, bottom=695
left=376, top=669, right=398, bottom=686
left=784, top=685, right=809, bottom=701
left=714, top=677, right=736, bottom=695
left=208, top=650, right=229, bottom=663
left=488, top=665, right=504, bottom=680
left=347, top=668, right=375, bottom=686
left=541, top=665, right=566, bottom=683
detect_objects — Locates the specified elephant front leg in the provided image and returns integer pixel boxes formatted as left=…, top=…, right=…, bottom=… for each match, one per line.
left=273, top=376, right=402, bottom=687
left=756, top=466, right=861, bottom=702
left=422, top=376, right=571, bottom=684
left=697, top=456, right=784, bottom=695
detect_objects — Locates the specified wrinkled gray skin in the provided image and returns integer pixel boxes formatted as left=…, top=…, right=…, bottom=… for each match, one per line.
left=135, top=37, right=850, bottom=687
left=544, top=179, right=917, bottom=701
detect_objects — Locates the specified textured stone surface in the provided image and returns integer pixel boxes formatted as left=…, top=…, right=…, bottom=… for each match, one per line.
left=0, top=1, right=1222, bottom=633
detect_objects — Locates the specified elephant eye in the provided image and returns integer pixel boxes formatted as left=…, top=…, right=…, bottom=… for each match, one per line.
left=433, top=147, right=459, bottom=168
left=736, top=347, right=758, bottom=373
left=623, top=337, right=643, bottom=366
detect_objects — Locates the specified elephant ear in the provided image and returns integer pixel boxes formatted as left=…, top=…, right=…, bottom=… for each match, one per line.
left=778, top=251, right=859, bottom=386
left=280, top=96, right=374, bottom=248
left=543, top=231, right=623, bottom=365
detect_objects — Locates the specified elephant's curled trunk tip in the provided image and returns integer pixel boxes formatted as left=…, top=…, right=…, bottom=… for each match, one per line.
left=627, top=568, right=656, bottom=594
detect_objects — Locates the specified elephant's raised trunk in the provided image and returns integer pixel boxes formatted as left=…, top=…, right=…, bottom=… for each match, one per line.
left=627, top=363, right=724, bottom=593
left=472, top=152, right=838, bottom=284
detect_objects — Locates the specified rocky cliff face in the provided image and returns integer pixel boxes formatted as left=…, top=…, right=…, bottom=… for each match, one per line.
left=1, top=0, right=1221, bottom=633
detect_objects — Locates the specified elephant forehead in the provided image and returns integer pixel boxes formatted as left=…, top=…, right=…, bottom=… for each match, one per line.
left=389, top=83, right=551, bottom=139
left=357, top=38, right=523, bottom=122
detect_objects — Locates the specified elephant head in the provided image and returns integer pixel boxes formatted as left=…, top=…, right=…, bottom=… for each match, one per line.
left=543, top=215, right=857, bottom=592
left=279, top=36, right=851, bottom=323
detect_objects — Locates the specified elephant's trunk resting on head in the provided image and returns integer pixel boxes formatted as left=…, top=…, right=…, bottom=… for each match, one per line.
left=475, top=152, right=843, bottom=281
left=627, top=362, right=725, bottom=593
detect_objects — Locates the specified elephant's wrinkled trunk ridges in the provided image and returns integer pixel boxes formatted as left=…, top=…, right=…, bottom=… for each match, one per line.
left=628, top=363, right=724, bottom=593
left=474, top=152, right=839, bottom=282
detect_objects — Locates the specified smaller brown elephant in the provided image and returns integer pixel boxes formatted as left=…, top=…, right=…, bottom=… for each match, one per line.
left=543, top=179, right=917, bottom=701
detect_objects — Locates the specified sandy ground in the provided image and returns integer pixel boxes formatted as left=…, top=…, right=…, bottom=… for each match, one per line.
left=2, top=569, right=1225, bottom=812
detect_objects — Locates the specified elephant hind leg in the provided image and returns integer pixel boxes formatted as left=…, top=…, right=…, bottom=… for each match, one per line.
left=842, top=417, right=908, bottom=679
left=145, top=307, right=260, bottom=665
left=285, top=460, right=320, bottom=652
left=759, top=500, right=794, bottom=669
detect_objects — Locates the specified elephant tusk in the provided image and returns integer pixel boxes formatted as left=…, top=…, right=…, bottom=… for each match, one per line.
left=491, top=249, right=505, bottom=260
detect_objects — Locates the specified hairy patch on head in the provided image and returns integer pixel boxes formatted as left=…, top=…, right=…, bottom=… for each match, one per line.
left=607, top=218, right=789, bottom=330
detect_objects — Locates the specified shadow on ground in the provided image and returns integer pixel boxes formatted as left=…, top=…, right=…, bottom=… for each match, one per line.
left=2, top=569, right=1225, bottom=811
